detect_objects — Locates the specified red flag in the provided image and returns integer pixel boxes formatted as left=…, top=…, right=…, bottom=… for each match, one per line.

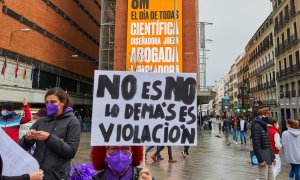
left=1, top=56, right=7, bottom=76
left=23, top=65, right=27, bottom=80
left=15, top=60, right=19, bottom=78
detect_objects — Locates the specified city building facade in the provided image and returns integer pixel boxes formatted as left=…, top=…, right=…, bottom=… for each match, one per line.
left=271, top=0, right=300, bottom=126
left=236, top=53, right=250, bottom=112
left=0, top=0, right=100, bottom=107
left=247, top=13, right=277, bottom=118
left=214, top=75, right=226, bottom=116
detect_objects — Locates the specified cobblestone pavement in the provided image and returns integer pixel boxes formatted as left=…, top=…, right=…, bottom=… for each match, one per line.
left=74, top=120, right=290, bottom=180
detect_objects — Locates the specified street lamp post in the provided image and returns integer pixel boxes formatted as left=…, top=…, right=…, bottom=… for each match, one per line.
left=9, top=28, right=30, bottom=50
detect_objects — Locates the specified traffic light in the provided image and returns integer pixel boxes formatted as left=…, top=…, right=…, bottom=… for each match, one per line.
left=236, top=108, right=240, bottom=113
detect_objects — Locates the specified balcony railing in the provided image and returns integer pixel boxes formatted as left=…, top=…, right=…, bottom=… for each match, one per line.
left=279, top=20, right=284, bottom=31
left=291, top=34, right=298, bottom=45
left=285, top=39, right=291, bottom=49
left=275, top=48, right=280, bottom=56
left=270, top=80, right=276, bottom=87
left=275, top=23, right=279, bottom=34
left=291, top=90, right=296, bottom=97
left=284, top=13, right=290, bottom=24
left=285, top=91, right=290, bottom=98
left=279, top=43, right=285, bottom=53
left=273, top=4, right=278, bottom=11
left=280, top=92, right=284, bottom=99
left=290, top=7, right=296, bottom=17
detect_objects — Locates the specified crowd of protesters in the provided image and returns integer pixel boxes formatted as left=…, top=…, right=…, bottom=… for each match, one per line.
left=212, top=108, right=300, bottom=180
left=0, top=87, right=153, bottom=180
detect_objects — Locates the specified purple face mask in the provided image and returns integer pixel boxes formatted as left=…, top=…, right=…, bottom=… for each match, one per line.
left=105, top=151, right=132, bottom=175
left=46, top=103, right=58, bottom=116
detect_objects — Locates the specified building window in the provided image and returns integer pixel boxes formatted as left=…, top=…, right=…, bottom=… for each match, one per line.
left=285, top=83, right=290, bottom=98
left=287, top=28, right=291, bottom=43
left=284, top=58, right=287, bottom=69
left=298, top=80, right=300, bottom=96
left=296, top=51, right=300, bottom=66
left=293, top=109, right=297, bottom=119
left=280, top=85, right=284, bottom=99
left=294, top=22, right=298, bottom=38
left=32, top=69, right=57, bottom=90
left=279, top=60, right=282, bottom=71
left=289, top=54, right=293, bottom=68
left=291, top=82, right=296, bottom=97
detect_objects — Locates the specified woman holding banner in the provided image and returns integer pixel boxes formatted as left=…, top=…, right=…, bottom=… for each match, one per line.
left=19, top=88, right=81, bottom=180
left=0, top=154, right=44, bottom=180
left=91, top=146, right=153, bottom=180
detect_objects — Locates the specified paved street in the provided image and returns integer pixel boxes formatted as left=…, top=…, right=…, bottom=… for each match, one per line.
left=74, top=119, right=290, bottom=180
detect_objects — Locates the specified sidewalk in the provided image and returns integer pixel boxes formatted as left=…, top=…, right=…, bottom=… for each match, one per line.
left=74, top=119, right=290, bottom=180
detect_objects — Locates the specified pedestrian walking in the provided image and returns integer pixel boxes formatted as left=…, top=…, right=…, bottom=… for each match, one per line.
left=223, top=117, right=231, bottom=138
left=151, top=146, right=177, bottom=163
left=282, top=119, right=300, bottom=180
left=238, top=116, right=247, bottom=144
left=19, top=87, right=81, bottom=179
left=182, top=146, right=190, bottom=158
left=145, top=146, right=163, bottom=160
left=251, top=107, right=275, bottom=180
left=91, top=146, right=153, bottom=180
left=267, top=118, right=282, bottom=178
left=232, top=118, right=238, bottom=144
left=218, top=119, right=222, bottom=133
left=0, top=99, right=32, bottom=143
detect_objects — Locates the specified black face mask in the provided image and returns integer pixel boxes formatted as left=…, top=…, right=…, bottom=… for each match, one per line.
left=262, top=117, right=269, bottom=122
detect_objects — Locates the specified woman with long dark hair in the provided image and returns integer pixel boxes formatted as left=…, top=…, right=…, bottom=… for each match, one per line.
left=19, top=87, right=81, bottom=179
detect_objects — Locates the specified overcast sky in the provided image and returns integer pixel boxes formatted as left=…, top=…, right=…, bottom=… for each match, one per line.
left=199, top=0, right=272, bottom=86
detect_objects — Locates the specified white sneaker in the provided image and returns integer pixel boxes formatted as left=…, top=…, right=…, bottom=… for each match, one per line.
left=181, top=151, right=186, bottom=158
left=235, top=141, right=238, bottom=144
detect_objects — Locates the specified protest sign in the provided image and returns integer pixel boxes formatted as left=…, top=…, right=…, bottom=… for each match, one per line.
left=126, top=0, right=182, bottom=72
left=0, top=128, right=39, bottom=176
left=91, top=71, right=197, bottom=146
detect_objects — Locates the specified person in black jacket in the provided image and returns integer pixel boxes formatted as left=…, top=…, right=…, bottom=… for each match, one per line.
left=19, top=88, right=81, bottom=180
left=0, top=154, right=43, bottom=180
left=251, top=107, right=276, bottom=180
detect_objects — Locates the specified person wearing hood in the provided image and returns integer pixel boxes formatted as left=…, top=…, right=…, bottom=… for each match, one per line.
left=282, top=119, right=300, bottom=180
left=251, top=107, right=276, bottom=180
left=0, top=99, right=32, bottom=143
left=19, top=88, right=81, bottom=180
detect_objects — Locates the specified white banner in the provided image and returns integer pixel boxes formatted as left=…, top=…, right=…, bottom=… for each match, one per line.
left=91, top=71, right=197, bottom=146
left=0, top=128, right=39, bottom=176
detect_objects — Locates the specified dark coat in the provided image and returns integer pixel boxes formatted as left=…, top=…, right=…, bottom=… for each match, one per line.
left=19, top=112, right=81, bottom=180
left=251, top=117, right=275, bottom=164
left=0, top=154, right=29, bottom=180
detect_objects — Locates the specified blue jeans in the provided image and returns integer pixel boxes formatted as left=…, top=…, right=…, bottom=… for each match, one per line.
left=232, top=128, right=238, bottom=141
left=154, top=146, right=173, bottom=160
left=225, top=127, right=230, bottom=138
left=289, top=163, right=300, bottom=180
left=240, top=130, right=246, bottom=144
left=146, top=146, right=160, bottom=153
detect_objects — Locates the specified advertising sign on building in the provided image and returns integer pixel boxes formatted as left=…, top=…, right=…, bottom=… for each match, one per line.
left=126, top=0, right=182, bottom=73
left=91, top=71, right=197, bottom=146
